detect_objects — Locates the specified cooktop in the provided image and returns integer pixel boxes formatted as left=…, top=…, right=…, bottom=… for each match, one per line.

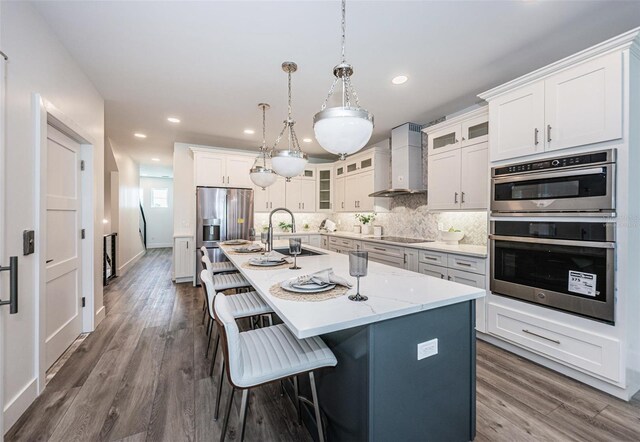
left=375, top=236, right=434, bottom=244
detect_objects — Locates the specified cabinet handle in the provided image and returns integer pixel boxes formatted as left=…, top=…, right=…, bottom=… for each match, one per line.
left=534, top=128, right=539, bottom=146
left=456, top=261, right=472, bottom=267
left=403, top=253, right=407, bottom=264
left=373, top=246, right=386, bottom=251
left=454, top=192, right=458, bottom=203
left=302, top=203, right=304, bottom=209
left=547, top=125, right=552, bottom=143
left=266, top=202, right=268, bottom=209
left=341, top=202, right=344, bottom=209
left=461, top=192, right=465, bottom=204
left=522, top=329, right=560, bottom=345
left=461, top=136, right=465, bottom=141
left=455, top=139, right=459, bottom=143
left=447, top=275, right=452, bottom=281
left=424, top=256, right=438, bottom=261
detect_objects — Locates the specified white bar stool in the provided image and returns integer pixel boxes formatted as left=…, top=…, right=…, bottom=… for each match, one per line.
left=200, top=246, right=236, bottom=274
left=213, top=294, right=337, bottom=442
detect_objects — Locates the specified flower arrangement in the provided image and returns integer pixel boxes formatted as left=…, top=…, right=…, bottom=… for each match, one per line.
left=355, top=213, right=376, bottom=225
left=278, top=221, right=293, bottom=232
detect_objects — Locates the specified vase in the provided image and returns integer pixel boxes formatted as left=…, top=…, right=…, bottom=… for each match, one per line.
left=361, top=224, right=371, bottom=235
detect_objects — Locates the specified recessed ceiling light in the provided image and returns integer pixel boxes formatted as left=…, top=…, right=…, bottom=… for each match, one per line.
left=151, top=158, right=160, bottom=162
left=302, top=138, right=312, bottom=143
left=244, top=129, right=255, bottom=135
left=167, top=117, right=181, bottom=123
left=134, top=133, right=147, bottom=138
left=392, top=75, right=408, bottom=85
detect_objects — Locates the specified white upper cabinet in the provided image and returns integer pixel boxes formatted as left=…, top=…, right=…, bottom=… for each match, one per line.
left=193, top=150, right=254, bottom=188
left=427, top=124, right=462, bottom=155
left=544, top=52, right=622, bottom=152
left=334, top=176, right=346, bottom=211
left=428, top=149, right=461, bottom=210
left=461, top=114, right=489, bottom=147
left=284, top=168, right=316, bottom=213
left=489, top=82, right=545, bottom=162
left=254, top=176, right=286, bottom=212
left=460, top=142, right=489, bottom=209
left=482, top=49, right=624, bottom=162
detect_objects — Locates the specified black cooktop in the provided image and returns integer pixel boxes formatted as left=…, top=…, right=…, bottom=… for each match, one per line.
left=376, top=236, right=433, bottom=244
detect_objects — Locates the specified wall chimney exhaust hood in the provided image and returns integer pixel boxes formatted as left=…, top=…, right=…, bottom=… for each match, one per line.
left=369, top=123, right=426, bottom=197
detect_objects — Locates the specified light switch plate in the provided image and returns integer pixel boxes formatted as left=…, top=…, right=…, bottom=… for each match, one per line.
left=417, top=338, right=438, bottom=360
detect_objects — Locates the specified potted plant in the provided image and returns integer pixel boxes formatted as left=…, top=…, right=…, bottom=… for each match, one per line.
left=303, top=222, right=311, bottom=231
left=278, top=221, right=293, bottom=233
left=355, top=213, right=376, bottom=235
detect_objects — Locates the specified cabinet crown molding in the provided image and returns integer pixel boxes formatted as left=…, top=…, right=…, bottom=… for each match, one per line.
left=422, top=107, right=488, bottom=134
left=478, top=26, right=640, bottom=101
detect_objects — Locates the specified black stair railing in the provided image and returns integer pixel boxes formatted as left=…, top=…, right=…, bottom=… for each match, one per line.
left=139, top=203, right=147, bottom=249
left=103, top=232, right=117, bottom=286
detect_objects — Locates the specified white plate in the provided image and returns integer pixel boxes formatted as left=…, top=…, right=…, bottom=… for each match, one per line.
left=233, top=247, right=263, bottom=253
left=280, top=279, right=336, bottom=293
left=248, top=258, right=286, bottom=267
left=224, top=240, right=249, bottom=245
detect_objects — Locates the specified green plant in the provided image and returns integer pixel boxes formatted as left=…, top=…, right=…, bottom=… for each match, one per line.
left=303, top=223, right=310, bottom=230
left=278, top=221, right=293, bottom=232
left=355, top=213, right=376, bottom=225
left=447, top=226, right=462, bottom=232
left=261, top=225, right=269, bottom=232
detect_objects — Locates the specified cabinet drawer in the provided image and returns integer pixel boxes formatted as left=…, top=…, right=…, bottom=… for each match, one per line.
left=362, top=242, right=404, bottom=258
left=419, top=250, right=448, bottom=266
left=447, top=254, right=485, bottom=275
left=328, top=245, right=342, bottom=254
left=329, top=237, right=354, bottom=248
left=488, top=303, right=621, bottom=383
left=418, top=263, right=447, bottom=279
left=447, top=269, right=485, bottom=288
left=369, top=252, right=405, bottom=269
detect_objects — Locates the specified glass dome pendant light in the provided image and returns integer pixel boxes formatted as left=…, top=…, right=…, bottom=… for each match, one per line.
left=249, top=103, right=278, bottom=190
left=270, top=61, right=308, bottom=181
left=313, top=0, right=374, bottom=160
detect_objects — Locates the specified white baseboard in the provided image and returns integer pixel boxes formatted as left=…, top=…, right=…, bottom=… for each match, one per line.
left=118, top=249, right=145, bottom=275
left=3, top=377, right=37, bottom=431
left=147, top=243, right=172, bottom=249
left=94, top=305, right=106, bottom=327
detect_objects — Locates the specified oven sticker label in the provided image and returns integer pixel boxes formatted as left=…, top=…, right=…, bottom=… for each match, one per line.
left=568, top=271, right=597, bottom=297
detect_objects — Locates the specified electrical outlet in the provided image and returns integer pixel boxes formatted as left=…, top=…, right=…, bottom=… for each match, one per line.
left=417, top=338, right=438, bottom=360
left=437, top=222, right=444, bottom=231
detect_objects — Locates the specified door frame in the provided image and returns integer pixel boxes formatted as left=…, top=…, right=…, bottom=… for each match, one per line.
left=0, top=47, right=7, bottom=439
left=33, top=94, right=96, bottom=393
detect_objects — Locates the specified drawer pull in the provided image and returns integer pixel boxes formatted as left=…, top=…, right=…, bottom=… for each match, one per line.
left=424, top=256, right=439, bottom=261
left=456, top=261, right=472, bottom=267
left=373, top=247, right=386, bottom=251
left=522, top=329, right=560, bottom=345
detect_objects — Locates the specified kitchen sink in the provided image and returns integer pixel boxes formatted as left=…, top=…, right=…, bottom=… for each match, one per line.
left=273, top=247, right=325, bottom=257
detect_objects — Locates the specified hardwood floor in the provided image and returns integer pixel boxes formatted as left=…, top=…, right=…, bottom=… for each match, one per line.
left=6, top=248, right=640, bottom=441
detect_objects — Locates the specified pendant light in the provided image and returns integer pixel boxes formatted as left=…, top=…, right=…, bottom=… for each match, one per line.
left=271, top=61, right=308, bottom=182
left=313, top=0, right=373, bottom=160
left=249, top=103, right=278, bottom=190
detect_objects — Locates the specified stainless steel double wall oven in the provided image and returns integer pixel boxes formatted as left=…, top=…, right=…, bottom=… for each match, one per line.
left=490, top=150, right=616, bottom=323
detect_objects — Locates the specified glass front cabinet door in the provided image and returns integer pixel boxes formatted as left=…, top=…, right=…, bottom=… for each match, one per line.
left=427, top=124, right=461, bottom=155
left=461, top=114, right=489, bottom=147
left=317, top=167, right=332, bottom=211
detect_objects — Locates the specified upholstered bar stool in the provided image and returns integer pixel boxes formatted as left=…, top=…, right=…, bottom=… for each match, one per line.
left=200, top=270, right=273, bottom=375
left=200, top=246, right=236, bottom=274
left=213, top=294, right=337, bottom=442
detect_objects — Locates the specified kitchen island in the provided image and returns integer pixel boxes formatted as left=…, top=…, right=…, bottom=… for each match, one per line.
left=221, top=242, right=485, bottom=441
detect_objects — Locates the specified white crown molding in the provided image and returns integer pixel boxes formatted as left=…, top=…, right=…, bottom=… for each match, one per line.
left=422, top=106, right=488, bottom=134
left=478, top=27, right=640, bottom=101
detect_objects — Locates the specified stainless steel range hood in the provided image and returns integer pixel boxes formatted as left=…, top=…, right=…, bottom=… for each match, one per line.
left=369, top=123, right=426, bottom=198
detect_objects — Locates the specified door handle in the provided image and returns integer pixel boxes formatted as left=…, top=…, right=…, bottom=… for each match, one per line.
left=454, top=192, right=458, bottom=204
left=46, top=259, right=53, bottom=264
left=0, top=256, right=18, bottom=314
left=547, top=125, right=552, bottom=143
left=534, top=128, right=539, bottom=146
left=461, top=192, right=465, bottom=204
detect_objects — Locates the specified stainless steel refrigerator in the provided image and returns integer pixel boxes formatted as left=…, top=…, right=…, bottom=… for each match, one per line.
left=196, top=187, right=254, bottom=285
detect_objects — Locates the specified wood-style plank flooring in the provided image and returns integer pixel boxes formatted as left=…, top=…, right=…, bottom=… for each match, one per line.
left=6, top=248, right=640, bottom=441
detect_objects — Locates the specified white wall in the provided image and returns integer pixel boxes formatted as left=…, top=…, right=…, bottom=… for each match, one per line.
left=141, top=177, right=174, bottom=248
left=173, top=143, right=195, bottom=237
left=1, top=1, right=105, bottom=430
left=109, top=138, right=145, bottom=274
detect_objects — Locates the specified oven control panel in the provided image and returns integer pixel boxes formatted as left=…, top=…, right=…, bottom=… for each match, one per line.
left=493, top=150, right=612, bottom=176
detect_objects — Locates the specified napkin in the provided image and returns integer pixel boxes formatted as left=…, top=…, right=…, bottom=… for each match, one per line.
left=256, top=251, right=288, bottom=262
left=235, top=244, right=262, bottom=252
left=296, top=268, right=352, bottom=288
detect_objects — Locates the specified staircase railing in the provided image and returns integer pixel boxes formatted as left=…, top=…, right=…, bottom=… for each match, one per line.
left=103, top=232, right=117, bottom=286
left=139, top=203, right=147, bottom=249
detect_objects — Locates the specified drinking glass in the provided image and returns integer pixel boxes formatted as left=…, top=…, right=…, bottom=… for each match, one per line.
left=348, top=251, right=368, bottom=301
left=260, top=232, right=269, bottom=252
left=289, top=238, right=302, bottom=270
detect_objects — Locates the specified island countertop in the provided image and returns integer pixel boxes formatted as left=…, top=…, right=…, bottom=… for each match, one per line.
left=221, top=241, right=485, bottom=339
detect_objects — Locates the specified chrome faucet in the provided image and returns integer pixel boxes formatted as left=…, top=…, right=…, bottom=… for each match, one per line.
left=268, top=207, right=296, bottom=252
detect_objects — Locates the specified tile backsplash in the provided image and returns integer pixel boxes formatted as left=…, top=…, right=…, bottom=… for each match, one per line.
left=254, top=195, right=488, bottom=246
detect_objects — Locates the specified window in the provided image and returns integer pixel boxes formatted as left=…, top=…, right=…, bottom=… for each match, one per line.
left=139, top=187, right=144, bottom=206
left=151, top=188, right=168, bottom=208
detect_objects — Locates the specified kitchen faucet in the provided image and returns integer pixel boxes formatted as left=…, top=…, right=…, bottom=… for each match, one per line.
left=267, top=207, right=296, bottom=252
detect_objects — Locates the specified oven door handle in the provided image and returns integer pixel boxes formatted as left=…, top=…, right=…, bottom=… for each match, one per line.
left=492, top=166, right=607, bottom=183
left=489, top=234, right=615, bottom=249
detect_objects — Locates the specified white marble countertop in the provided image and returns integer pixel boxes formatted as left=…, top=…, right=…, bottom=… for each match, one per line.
left=221, top=241, right=485, bottom=339
left=266, top=230, right=488, bottom=258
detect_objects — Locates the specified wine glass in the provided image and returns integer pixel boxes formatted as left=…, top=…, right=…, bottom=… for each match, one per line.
left=260, top=232, right=269, bottom=253
left=348, top=251, right=368, bottom=301
left=289, top=238, right=302, bottom=270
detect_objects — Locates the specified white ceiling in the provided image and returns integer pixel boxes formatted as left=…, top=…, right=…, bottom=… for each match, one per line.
left=33, top=1, right=640, bottom=171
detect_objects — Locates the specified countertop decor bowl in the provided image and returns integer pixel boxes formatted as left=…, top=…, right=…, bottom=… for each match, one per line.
left=439, top=230, right=464, bottom=245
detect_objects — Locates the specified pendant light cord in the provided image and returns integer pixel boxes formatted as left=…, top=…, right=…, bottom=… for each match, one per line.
left=341, top=0, right=346, bottom=63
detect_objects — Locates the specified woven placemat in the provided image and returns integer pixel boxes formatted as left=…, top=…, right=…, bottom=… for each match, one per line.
left=269, top=283, right=350, bottom=302
left=241, top=261, right=291, bottom=271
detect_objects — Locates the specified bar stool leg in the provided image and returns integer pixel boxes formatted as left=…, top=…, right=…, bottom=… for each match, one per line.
left=209, top=333, right=220, bottom=377
left=238, top=389, right=250, bottom=442
left=293, top=375, right=302, bottom=425
left=219, top=385, right=235, bottom=442
left=214, top=359, right=226, bottom=421
left=202, top=306, right=207, bottom=324
left=309, top=371, right=325, bottom=442
left=206, top=325, right=213, bottom=357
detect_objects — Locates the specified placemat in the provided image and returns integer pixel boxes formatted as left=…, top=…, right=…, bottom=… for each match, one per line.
left=241, top=261, right=291, bottom=271
left=226, top=248, right=264, bottom=255
left=269, top=283, right=350, bottom=302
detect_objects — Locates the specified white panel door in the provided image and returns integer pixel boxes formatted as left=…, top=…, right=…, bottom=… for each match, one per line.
left=299, top=179, right=316, bottom=212
left=489, top=82, right=545, bottom=161
left=226, top=156, right=254, bottom=188
left=285, top=179, right=302, bottom=211
left=45, top=126, right=83, bottom=369
left=195, top=153, right=225, bottom=187
left=270, top=176, right=287, bottom=210
left=344, top=174, right=359, bottom=211
left=544, top=52, right=623, bottom=152
left=356, top=170, right=374, bottom=211
left=334, top=177, right=346, bottom=212
left=460, top=142, right=489, bottom=210
left=427, top=150, right=461, bottom=210
left=253, top=185, right=270, bottom=212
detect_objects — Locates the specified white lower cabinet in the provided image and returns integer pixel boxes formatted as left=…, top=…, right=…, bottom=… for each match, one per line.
left=308, top=234, right=322, bottom=248
left=174, top=236, right=194, bottom=283
left=487, top=303, right=621, bottom=383
left=404, top=248, right=419, bottom=272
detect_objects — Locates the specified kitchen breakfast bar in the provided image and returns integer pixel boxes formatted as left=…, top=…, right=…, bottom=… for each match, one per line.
left=221, top=242, right=486, bottom=441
